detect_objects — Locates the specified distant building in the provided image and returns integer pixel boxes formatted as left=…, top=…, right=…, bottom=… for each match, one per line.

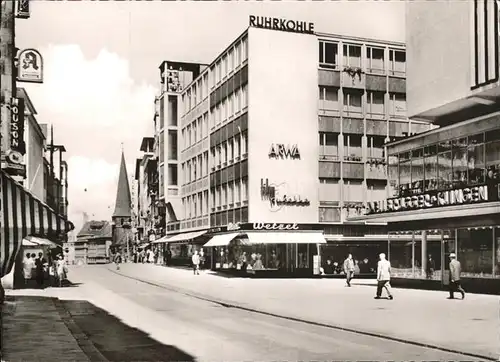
left=111, top=151, right=134, bottom=256
left=74, top=220, right=112, bottom=265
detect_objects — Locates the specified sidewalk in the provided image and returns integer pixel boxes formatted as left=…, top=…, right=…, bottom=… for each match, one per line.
left=111, top=263, right=499, bottom=360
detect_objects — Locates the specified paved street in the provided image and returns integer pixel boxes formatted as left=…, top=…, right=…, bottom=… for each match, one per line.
left=108, top=263, right=499, bottom=360
left=3, top=264, right=492, bottom=361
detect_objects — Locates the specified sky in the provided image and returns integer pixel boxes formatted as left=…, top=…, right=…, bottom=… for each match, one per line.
left=15, top=1, right=405, bottom=234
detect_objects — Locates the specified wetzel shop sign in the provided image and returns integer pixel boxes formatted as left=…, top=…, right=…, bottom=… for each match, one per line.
left=367, top=185, right=489, bottom=214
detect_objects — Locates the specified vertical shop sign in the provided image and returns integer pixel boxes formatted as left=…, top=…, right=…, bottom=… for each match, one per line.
left=10, top=97, right=26, bottom=155
left=16, top=0, right=30, bottom=19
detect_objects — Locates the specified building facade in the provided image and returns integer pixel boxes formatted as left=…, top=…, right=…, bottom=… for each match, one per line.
left=150, top=17, right=434, bottom=274
left=352, top=2, right=500, bottom=293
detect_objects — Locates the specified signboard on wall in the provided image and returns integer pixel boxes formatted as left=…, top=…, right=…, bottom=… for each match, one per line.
left=366, top=184, right=495, bottom=214
left=268, top=143, right=301, bottom=159
left=260, top=178, right=310, bottom=212
left=206, top=222, right=324, bottom=234
left=249, top=15, right=315, bottom=34
left=17, top=49, right=43, bottom=83
left=2, top=97, right=26, bottom=178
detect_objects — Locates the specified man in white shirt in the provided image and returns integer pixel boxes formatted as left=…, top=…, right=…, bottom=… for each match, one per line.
left=191, top=250, right=200, bottom=275
left=375, top=253, right=393, bottom=300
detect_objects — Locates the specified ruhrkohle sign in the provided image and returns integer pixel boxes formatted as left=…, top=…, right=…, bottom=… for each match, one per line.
left=249, top=15, right=315, bottom=34
left=367, top=185, right=489, bottom=214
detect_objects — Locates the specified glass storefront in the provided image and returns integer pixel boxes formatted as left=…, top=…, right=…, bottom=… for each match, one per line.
left=320, top=243, right=384, bottom=275
left=213, top=238, right=318, bottom=273
left=388, top=227, right=500, bottom=280
left=388, top=128, right=500, bottom=198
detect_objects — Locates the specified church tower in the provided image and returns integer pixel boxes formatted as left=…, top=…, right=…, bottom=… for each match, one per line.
left=111, top=150, right=133, bottom=254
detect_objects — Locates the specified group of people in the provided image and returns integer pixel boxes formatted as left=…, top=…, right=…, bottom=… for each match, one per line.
left=329, top=252, right=466, bottom=300
left=22, top=251, right=68, bottom=288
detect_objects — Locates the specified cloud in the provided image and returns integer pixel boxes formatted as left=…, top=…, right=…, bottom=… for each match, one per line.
left=23, top=45, right=157, bottom=232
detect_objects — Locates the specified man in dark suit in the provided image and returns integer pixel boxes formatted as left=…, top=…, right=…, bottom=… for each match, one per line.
left=448, top=253, right=465, bottom=300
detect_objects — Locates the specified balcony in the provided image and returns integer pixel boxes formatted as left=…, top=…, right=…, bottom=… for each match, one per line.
left=341, top=66, right=365, bottom=89
left=365, top=158, right=387, bottom=180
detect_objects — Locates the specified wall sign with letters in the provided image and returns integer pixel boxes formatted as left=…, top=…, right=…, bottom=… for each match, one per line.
left=9, top=97, right=26, bottom=155
left=249, top=15, right=315, bottom=34
left=261, top=178, right=310, bottom=212
left=16, top=0, right=30, bottom=19
left=268, top=143, right=300, bottom=160
left=367, top=185, right=491, bottom=214
left=206, top=223, right=324, bottom=234
left=17, top=48, right=43, bottom=83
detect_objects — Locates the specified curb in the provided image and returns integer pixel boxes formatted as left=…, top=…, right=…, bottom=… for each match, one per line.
left=107, top=266, right=496, bottom=361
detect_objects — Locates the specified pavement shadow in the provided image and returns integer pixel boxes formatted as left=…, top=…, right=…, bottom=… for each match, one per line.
left=56, top=298, right=196, bottom=362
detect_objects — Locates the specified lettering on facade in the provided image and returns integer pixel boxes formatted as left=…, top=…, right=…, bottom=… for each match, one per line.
left=253, top=223, right=300, bottom=231
left=268, top=143, right=300, bottom=160
left=227, top=222, right=241, bottom=231
left=366, top=185, right=489, bottom=214
left=249, top=15, right=315, bottom=34
left=9, top=97, right=26, bottom=155
left=260, top=178, right=310, bottom=212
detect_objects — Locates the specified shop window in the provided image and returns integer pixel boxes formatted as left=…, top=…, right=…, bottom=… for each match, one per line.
left=410, top=148, right=424, bottom=194
left=485, top=129, right=500, bottom=180
left=388, top=154, right=399, bottom=197
left=367, top=136, right=385, bottom=159
left=319, top=86, right=339, bottom=113
left=319, top=41, right=339, bottom=69
left=468, top=134, right=485, bottom=185
left=343, top=44, right=362, bottom=68
left=222, top=184, right=227, bottom=207
left=366, top=46, right=385, bottom=74
left=437, top=145, right=453, bottom=190
left=366, top=91, right=385, bottom=118
left=389, top=49, right=406, bottom=76
left=457, top=228, right=494, bottom=277
left=343, top=90, right=363, bottom=116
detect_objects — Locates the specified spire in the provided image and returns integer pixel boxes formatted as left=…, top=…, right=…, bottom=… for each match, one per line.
left=112, top=150, right=132, bottom=218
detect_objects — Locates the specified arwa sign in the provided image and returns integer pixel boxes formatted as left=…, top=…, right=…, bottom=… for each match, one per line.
left=268, top=143, right=300, bottom=160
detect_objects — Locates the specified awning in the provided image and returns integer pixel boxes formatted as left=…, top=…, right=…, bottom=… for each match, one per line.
left=166, top=230, right=207, bottom=243
left=245, top=231, right=327, bottom=245
left=151, top=235, right=169, bottom=244
left=203, top=233, right=240, bottom=247
left=24, top=236, right=59, bottom=248
left=0, top=170, right=74, bottom=278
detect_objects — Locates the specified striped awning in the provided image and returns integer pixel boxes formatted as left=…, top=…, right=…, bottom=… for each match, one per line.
left=0, top=170, right=74, bottom=278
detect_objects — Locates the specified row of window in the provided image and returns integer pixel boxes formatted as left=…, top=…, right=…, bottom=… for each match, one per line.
left=388, top=129, right=500, bottom=197
left=181, top=112, right=209, bottom=150
left=211, top=37, right=248, bottom=90
left=182, top=72, right=209, bottom=114
left=210, top=85, right=248, bottom=129
left=319, top=87, right=407, bottom=118
left=211, top=133, right=248, bottom=169
left=319, top=41, right=406, bottom=76
left=211, top=178, right=249, bottom=209
left=319, top=179, right=386, bottom=203
left=181, top=151, right=209, bottom=186
left=182, top=190, right=209, bottom=220
left=319, top=133, right=385, bottom=160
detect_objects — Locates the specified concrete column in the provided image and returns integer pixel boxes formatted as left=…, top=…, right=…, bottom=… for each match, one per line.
left=421, top=230, right=428, bottom=276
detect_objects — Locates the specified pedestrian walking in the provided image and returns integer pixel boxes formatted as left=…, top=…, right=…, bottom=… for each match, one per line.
left=22, top=253, right=34, bottom=286
left=192, top=250, right=200, bottom=275
left=114, top=251, right=122, bottom=270
left=199, top=248, right=205, bottom=271
left=35, top=252, right=47, bottom=288
left=55, top=254, right=68, bottom=287
left=448, top=253, right=465, bottom=300
left=374, top=253, right=393, bottom=300
left=343, top=254, right=355, bottom=287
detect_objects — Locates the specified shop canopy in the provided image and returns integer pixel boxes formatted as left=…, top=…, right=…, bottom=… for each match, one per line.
left=23, top=236, right=59, bottom=248
left=165, top=230, right=207, bottom=243
left=0, top=170, right=74, bottom=278
left=204, top=231, right=327, bottom=247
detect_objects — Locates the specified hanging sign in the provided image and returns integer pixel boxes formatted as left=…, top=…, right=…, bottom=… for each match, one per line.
left=17, top=48, right=43, bottom=83
left=15, top=0, right=30, bottom=19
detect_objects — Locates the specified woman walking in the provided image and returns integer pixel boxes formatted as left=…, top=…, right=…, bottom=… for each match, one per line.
left=55, top=254, right=68, bottom=287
